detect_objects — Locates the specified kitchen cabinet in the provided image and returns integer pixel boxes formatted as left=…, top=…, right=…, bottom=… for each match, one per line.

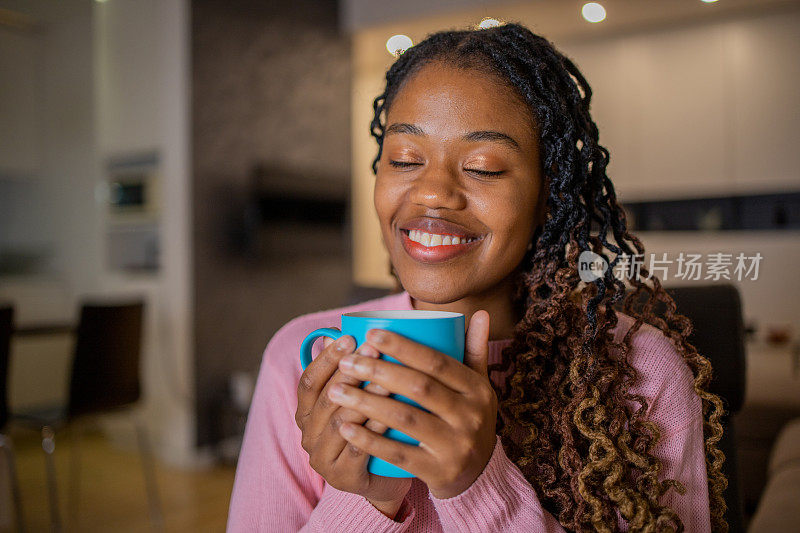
left=561, top=9, right=800, bottom=201
left=0, top=26, right=42, bottom=178
left=564, top=25, right=729, bottom=201
left=730, top=13, right=800, bottom=192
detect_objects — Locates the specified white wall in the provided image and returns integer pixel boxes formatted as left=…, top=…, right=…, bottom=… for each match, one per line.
left=0, top=0, right=98, bottom=415
left=0, top=0, right=195, bottom=467
left=0, top=18, right=41, bottom=177
left=0, top=1, right=97, bottom=284
left=93, top=0, right=195, bottom=467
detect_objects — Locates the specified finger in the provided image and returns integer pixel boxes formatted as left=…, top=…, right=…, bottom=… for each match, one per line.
left=314, top=379, right=391, bottom=467
left=364, top=381, right=390, bottom=396
left=362, top=377, right=390, bottom=433
left=296, top=333, right=354, bottom=425
left=338, top=352, right=462, bottom=425
left=312, top=403, right=363, bottom=467
left=364, top=330, right=478, bottom=394
left=334, top=418, right=393, bottom=472
left=465, top=310, right=491, bottom=377
left=331, top=379, right=393, bottom=466
left=328, top=383, right=447, bottom=448
left=364, top=417, right=388, bottom=434
left=362, top=381, right=390, bottom=434
left=321, top=327, right=341, bottom=350
left=338, top=421, right=429, bottom=477
left=313, top=344, right=379, bottom=425
left=319, top=378, right=389, bottom=436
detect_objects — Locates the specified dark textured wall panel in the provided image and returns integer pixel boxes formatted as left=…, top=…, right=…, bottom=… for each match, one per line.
left=192, top=0, right=352, bottom=447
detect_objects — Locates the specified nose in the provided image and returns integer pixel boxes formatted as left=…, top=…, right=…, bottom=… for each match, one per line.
left=408, top=163, right=466, bottom=211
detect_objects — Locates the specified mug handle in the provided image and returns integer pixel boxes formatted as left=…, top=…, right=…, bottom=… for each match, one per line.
left=300, top=328, right=344, bottom=371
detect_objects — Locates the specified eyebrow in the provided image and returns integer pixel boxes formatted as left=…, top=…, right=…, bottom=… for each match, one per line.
left=384, top=122, right=522, bottom=152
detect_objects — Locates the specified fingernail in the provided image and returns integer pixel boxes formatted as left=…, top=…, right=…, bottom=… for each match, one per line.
left=368, top=329, right=386, bottom=344
left=339, top=423, right=355, bottom=438
left=372, top=384, right=389, bottom=395
left=339, top=354, right=355, bottom=370
left=336, top=336, right=353, bottom=352
left=357, top=344, right=377, bottom=357
left=328, top=384, right=345, bottom=400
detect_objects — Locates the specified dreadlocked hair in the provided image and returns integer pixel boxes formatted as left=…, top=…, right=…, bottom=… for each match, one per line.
left=369, top=22, right=728, bottom=532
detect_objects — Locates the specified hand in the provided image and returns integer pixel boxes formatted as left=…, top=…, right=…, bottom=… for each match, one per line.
left=328, top=311, right=497, bottom=499
left=295, top=330, right=412, bottom=516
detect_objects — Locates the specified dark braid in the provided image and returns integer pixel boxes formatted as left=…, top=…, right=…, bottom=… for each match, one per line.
left=370, top=22, right=728, bottom=532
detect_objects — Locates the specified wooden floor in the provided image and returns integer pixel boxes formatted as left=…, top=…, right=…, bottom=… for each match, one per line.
left=3, top=427, right=235, bottom=532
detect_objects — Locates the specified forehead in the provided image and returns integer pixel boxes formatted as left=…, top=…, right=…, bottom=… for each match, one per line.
left=385, top=61, right=536, bottom=140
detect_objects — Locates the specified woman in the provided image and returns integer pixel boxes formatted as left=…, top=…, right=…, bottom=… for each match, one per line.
left=227, top=21, right=727, bottom=532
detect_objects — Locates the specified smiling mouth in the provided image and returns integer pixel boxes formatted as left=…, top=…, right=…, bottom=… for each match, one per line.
left=401, top=229, right=483, bottom=247
left=399, top=228, right=484, bottom=264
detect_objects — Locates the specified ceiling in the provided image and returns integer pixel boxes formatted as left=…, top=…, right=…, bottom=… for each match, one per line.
left=340, top=0, right=800, bottom=40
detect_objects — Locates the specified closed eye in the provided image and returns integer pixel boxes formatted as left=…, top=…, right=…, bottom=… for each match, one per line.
left=389, top=160, right=503, bottom=177
left=389, top=160, right=420, bottom=169
left=466, top=169, right=504, bottom=177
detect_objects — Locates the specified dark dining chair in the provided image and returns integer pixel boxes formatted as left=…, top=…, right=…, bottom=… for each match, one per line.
left=13, top=299, right=163, bottom=532
left=0, top=304, right=24, bottom=531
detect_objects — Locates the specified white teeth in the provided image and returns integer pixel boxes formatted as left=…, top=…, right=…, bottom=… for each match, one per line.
left=406, top=230, right=478, bottom=247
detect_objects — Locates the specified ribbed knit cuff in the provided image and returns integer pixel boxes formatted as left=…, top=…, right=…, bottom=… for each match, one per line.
left=306, top=484, right=415, bottom=532
left=429, top=435, right=547, bottom=532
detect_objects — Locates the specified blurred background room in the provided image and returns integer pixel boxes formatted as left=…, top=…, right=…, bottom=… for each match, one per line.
left=0, top=0, right=798, bottom=531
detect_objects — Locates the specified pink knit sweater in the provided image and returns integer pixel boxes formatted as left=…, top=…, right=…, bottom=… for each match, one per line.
left=227, top=291, right=711, bottom=532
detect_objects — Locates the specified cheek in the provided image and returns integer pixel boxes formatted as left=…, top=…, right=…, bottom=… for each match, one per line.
left=487, top=189, right=539, bottom=242
left=373, top=179, right=400, bottom=230
left=373, top=180, right=389, bottom=221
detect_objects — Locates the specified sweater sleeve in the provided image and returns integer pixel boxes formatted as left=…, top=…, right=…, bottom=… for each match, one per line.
left=618, top=324, right=712, bottom=532
left=226, top=320, right=416, bottom=532
left=635, top=334, right=711, bottom=533
left=429, top=435, right=566, bottom=532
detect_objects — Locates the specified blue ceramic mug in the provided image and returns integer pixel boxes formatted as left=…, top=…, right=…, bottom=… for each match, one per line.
left=299, top=310, right=465, bottom=478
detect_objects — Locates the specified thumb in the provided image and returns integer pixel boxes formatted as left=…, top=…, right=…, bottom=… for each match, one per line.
left=464, top=310, right=490, bottom=377
left=321, top=327, right=341, bottom=349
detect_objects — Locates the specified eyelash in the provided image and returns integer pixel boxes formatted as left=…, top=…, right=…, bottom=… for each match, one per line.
left=388, top=160, right=503, bottom=177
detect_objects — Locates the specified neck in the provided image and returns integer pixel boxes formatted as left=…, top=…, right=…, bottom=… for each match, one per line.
left=409, top=278, right=520, bottom=341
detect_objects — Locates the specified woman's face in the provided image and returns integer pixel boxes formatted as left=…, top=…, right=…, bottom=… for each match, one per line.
left=374, top=61, right=545, bottom=304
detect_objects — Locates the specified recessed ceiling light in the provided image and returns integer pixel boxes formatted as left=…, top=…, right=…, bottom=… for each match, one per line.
left=476, top=17, right=503, bottom=30
left=386, top=35, right=413, bottom=58
left=582, top=2, right=607, bottom=23
left=701, top=0, right=719, bottom=3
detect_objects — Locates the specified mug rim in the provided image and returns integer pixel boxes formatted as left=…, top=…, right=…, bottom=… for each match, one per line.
left=344, top=310, right=463, bottom=319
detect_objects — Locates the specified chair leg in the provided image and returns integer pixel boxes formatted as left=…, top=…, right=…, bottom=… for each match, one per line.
left=134, top=420, right=164, bottom=532
left=41, top=426, right=61, bottom=533
left=0, top=432, right=25, bottom=532
left=68, top=423, right=83, bottom=531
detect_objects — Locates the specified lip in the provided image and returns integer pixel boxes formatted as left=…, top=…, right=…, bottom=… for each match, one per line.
left=399, top=227, right=483, bottom=264
left=399, top=217, right=483, bottom=239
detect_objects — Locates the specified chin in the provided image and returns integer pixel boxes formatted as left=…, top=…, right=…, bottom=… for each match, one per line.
left=397, top=274, right=469, bottom=305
